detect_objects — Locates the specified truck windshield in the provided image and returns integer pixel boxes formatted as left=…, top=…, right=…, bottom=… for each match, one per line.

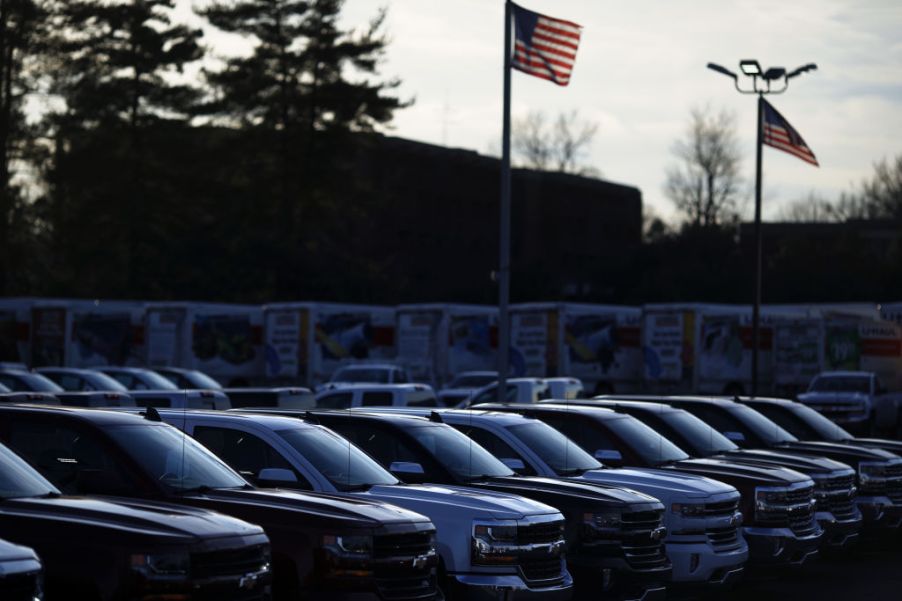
left=507, top=421, right=600, bottom=475
left=408, top=424, right=514, bottom=481
left=137, top=371, right=180, bottom=390
left=0, top=443, right=61, bottom=499
left=15, top=372, right=65, bottom=393
left=604, top=416, right=690, bottom=465
left=657, top=411, right=737, bottom=456
left=786, top=404, right=853, bottom=442
left=333, top=368, right=391, bottom=383
left=183, top=371, right=223, bottom=390
left=809, top=376, right=870, bottom=394
left=86, top=372, right=130, bottom=392
left=727, top=404, right=797, bottom=445
left=277, top=426, right=398, bottom=490
left=106, top=424, right=248, bottom=492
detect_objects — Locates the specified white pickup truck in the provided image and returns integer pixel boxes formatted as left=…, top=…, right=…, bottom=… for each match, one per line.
left=798, top=371, right=902, bottom=437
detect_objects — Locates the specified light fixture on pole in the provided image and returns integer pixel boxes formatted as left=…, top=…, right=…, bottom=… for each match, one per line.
left=706, top=59, right=817, bottom=397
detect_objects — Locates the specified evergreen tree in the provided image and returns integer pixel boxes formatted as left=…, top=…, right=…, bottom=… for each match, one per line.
left=0, top=0, right=46, bottom=294
left=40, top=0, right=203, bottom=293
left=198, top=0, right=407, bottom=295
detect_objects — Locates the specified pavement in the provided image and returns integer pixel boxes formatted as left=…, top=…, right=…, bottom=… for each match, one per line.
left=689, top=537, right=902, bottom=601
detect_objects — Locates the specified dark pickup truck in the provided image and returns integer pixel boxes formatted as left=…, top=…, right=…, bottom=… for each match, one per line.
left=0, top=538, right=42, bottom=601
left=0, top=405, right=439, bottom=601
left=0, top=439, right=271, bottom=601
left=565, top=399, right=863, bottom=550
left=476, top=403, right=824, bottom=568
left=610, top=396, right=902, bottom=534
left=312, top=410, right=671, bottom=601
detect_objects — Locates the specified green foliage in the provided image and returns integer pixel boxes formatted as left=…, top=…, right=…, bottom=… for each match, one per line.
left=45, top=0, right=202, bottom=127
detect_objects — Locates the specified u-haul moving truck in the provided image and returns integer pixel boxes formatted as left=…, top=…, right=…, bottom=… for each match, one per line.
left=262, top=303, right=396, bottom=387
left=510, top=303, right=641, bottom=394
left=396, top=304, right=497, bottom=387
left=27, top=299, right=146, bottom=368
left=774, top=313, right=902, bottom=394
left=642, top=303, right=800, bottom=395
left=0, top=298, right=36, bottom=365
left=144, top=302, right=263, bottom=385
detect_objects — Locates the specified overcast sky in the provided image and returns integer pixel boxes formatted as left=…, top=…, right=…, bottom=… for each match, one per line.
left=178, top=0, right=902, bottom=221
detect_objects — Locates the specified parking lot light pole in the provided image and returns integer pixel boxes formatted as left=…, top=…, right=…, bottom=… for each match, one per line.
left=706, top=60, right=816, bottom=397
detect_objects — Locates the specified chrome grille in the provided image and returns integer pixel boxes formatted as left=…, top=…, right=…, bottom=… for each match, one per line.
left=373, top=532, right=434, bottom=559
left=706, top=526, right=741, bottom=550
left=704, top=499, right=739, bottom=517
left=519, top=558, right=564, bottom=584
left=191, top=543, right=269, bottom=579
left=518, top=520, right=565, bottom=545
left=375, top=569, right=436, bottom=601
left=816, top=474, right=858, bottom=519
left=620, top=509, right=668, bottom=570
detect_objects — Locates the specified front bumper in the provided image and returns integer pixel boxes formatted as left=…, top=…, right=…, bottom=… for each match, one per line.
left=446, top=571, right=574, bottom=601
left=743, top=526, right=822, bottom=567
left=666, top=540, right=748, bottom=586
left=816, top=510, right=862, bottom=549
left=857, top=498, right=902, bottom=532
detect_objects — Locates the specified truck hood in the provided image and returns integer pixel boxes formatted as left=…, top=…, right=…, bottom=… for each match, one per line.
left=479, top=475, right=662, bottom=511
left=0, top=538, right=39, bottom=566
left=364, top=483, right=560, bottom=521
left=717, top=448, right=853, bottom=476
left=668, top=457, right=811, bottom=487
left=845, top=437, right=902, bottom=455
left=575, top=467, right=737, bottom=501
left=194, top=487, right=431, bottom=529
left=774, top=440, right=900, bottom=467
left=3, top=495, right=263, bottom=544
left=798, top=391, right=869, bottom=405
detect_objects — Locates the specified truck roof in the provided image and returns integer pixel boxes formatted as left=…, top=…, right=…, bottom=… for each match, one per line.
left=0, top=404, right=161, bottom=426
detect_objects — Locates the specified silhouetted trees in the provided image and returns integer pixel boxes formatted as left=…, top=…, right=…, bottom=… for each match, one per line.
left=512, top=109, right=599, bottom=175
left=665, top=106, right=743, bottom=227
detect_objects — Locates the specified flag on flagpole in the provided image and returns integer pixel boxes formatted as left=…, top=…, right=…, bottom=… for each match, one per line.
left=511, top=3, right=582, bottom=86
left=762, top=99, right=819, bottom=166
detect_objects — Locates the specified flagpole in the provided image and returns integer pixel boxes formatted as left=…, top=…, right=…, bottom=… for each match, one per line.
left=497, top=0, right=513, bottom=403
left=751, top=92, right=764, bottom=398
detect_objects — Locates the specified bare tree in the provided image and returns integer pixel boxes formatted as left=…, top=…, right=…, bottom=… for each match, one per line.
left=665, top=106, right=743, bottom=227
left=512, top=109, right=599, bottom=175
left=776, top=192, right=842, bottom=222
left=858, top=153, right=902, bottom=219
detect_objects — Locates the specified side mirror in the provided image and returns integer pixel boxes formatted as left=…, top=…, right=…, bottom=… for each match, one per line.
left=594, top=449, right=623, bottom=465
left=500, top=457, right=527, bottom=472
left=389, top=461, right=425, bottom=475
left=723, top=431, right=746, bottom=443
left=256, top=468, right=299, bottom=487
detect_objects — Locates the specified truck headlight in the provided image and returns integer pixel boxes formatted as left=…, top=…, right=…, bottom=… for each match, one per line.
left=671, top=503, right=706, bottom=517
left=582, top=511, right=624, bottom=541
left=472, top=520, right=518, bottom=565
left=131, top=552, right=190, bottom=576
left=754, top=486, right=790, bottom=516
left=323, top=534, right=373, bottom=557
left=859, top=462, right=887, bottom=487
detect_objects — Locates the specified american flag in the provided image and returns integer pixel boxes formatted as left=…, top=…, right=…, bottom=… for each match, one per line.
left=762, top=99, right=819, bottom=166
left=511, top=3, right=582, bottom=86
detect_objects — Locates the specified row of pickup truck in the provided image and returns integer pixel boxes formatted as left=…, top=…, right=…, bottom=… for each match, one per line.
left=0, top=393, right=900, bottom=600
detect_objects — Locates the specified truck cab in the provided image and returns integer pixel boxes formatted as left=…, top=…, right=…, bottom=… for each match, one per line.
left=156, top=409, right=574, bottom=601
left=315, top=384, right=438, bottom=409
left=312, top=410, right=672, bottom=601
left=362, top=407, right=747, bottom=589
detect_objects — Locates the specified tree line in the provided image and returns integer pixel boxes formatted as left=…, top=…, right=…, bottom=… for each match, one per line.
left=1, top=1, right=899, bottom=305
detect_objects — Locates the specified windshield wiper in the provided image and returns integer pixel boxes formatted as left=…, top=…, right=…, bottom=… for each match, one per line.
left=557, top=467, right=588, bottom=477
left=465, top=474, right=497, bottom=483
left=342, top=483, right=374, bottom=492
